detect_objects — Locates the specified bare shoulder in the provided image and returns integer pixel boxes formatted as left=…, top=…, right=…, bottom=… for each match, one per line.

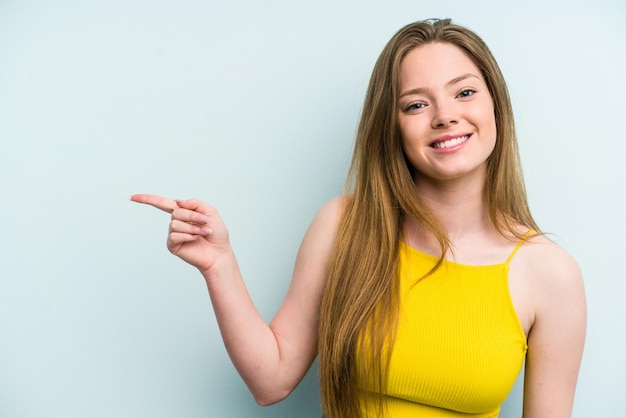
left=269, top=195, right=348, bottom=341
left=313, top=195, right=349, bottom=225
left=518, top=234, right=584, bottom=294
left=289, top=195, right=349, bottom=285
left=516, top=234, right=587, bottom=415
left=514, top=232, right=586, bottom=346
left=508, top=232, right=585, bottom=336
left=300, top=195, right=349, bottom=245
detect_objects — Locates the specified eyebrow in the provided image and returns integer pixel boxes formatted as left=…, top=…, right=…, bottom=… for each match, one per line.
left=398, top=73, right=481, bottom=99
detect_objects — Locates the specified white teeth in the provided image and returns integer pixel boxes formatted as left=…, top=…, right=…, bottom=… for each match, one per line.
left=432, top=135, right=469, bottom=149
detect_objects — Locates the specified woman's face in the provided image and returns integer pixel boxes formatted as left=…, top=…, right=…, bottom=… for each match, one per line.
left=397, top=42, right=497, bottom=184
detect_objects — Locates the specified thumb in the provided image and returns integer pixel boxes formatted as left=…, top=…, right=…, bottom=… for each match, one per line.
left=175, top=198, right=216, bottom=217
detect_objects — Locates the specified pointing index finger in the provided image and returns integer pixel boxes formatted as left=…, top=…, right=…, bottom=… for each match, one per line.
left=130, top=194, right=178, bottom=214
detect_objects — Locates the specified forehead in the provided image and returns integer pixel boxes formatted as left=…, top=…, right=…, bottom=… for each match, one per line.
left=399, top=42, right=484, bottom=88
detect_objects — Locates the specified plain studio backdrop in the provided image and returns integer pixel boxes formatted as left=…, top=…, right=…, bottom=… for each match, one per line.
left=1, top=1, right=624, bottom=417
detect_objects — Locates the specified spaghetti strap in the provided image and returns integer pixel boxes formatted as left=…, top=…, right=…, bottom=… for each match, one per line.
left=505, top=229, right=536, bottom=265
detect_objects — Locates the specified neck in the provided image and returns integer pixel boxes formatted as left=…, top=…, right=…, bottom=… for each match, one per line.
left=412, top=170, right=492, bottom=241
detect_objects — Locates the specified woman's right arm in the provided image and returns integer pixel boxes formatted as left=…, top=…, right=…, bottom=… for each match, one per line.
left=130, top=194, right=344, bottom=405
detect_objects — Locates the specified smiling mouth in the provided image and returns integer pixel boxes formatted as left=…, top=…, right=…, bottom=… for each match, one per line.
left=431, top=135, right=470, bottom=149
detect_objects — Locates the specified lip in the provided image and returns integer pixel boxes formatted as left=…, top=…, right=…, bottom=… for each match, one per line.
left=429, top=133, right=472, bottom=151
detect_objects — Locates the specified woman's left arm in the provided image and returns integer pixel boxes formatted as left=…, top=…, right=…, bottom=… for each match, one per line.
left=523, top=245, right=587, bottom=418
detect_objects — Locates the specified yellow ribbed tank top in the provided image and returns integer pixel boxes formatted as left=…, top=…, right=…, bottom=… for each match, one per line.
left=358, top=240, right=529, bottom=417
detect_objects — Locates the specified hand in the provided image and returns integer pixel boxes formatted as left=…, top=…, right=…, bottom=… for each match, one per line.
left=130, top=194, right=231, bottom=276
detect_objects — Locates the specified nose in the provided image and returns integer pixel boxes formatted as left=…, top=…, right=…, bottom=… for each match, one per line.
left=431, top=101, right=458, bottom=129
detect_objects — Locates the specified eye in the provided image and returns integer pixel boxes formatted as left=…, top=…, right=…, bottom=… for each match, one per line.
left=405, top=102, right=426, bottom=112
left=457, top=89, right=476, bottom=98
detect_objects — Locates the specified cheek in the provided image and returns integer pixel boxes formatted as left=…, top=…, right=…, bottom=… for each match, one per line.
left=489, top=114, right=498, bottom=148
left=399, top=134, right=425, bottom=173
left=398, top=120, right=411, bottom=153
left=398, top=117, right=426, bottom=149
left=484, top=119, right=498, bottom=162
left=479, top=103, right=498, bottom=147
left=486, top=115, right=497, bottom=142
left=399, top=128, right=422, bottom=165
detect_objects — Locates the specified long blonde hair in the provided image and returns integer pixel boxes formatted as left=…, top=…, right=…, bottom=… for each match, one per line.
left=318, top=19, right=539, bottom=418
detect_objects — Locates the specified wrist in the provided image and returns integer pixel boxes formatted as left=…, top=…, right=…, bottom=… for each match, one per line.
left=199, top=246, right=239, bottom=284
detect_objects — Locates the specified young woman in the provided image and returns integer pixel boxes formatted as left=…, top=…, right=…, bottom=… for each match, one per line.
left=131, top=19, right=586, bottom=418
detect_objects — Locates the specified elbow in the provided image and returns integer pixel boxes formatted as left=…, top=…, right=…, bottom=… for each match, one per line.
left=255, top=397, right=279, bottom=407
left=253, top=388, right=292, bottom=406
